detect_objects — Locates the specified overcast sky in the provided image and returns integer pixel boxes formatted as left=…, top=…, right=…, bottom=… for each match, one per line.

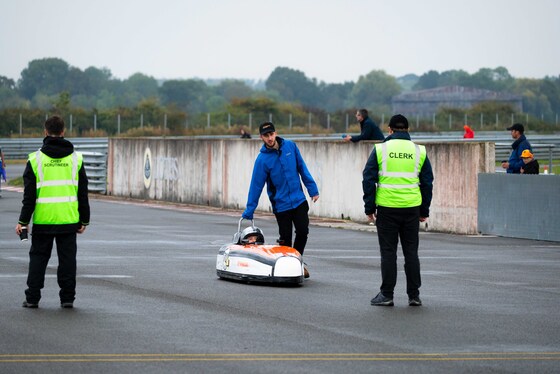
left=1, top=0, right=558, bottom=84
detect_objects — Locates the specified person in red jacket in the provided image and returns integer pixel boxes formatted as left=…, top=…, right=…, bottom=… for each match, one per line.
left=463, top=125, right=474, bottom=139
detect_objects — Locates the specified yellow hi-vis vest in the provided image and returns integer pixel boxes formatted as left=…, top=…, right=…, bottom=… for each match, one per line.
left=29, top=150, right=82, bottom=225
left=375, top=139, right=426, bottom=208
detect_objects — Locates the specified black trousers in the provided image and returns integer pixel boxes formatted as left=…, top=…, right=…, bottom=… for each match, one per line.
left=25, top=232, right=77, bottom=304
left=375, top=206, right=421, bottom=298
left=274, top=201, right=309, bottom=255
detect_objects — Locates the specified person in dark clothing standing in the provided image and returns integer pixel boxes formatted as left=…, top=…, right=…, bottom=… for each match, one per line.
left=242, top=122, right=319, bottom=278
left=502, top=123, right=531, bottom=174
left=362, top=114, right=434, bottom=307
left=520, top=149, right=539, bottom=174
left=343, top=109, right=385, bottom=142
left=15, top=115, right=90, bottom=309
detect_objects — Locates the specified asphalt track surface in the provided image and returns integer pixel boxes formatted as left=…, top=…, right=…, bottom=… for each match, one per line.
left=0, top=189, right=559, bottom=374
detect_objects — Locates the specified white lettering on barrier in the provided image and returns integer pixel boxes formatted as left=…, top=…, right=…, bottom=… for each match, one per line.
left=153, top=157, right=180, bottom=181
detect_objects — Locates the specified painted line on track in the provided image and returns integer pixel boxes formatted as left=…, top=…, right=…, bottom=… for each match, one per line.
left=0, top=274, right=132, bottom=279
left=1, top=352, right=559, bottom=363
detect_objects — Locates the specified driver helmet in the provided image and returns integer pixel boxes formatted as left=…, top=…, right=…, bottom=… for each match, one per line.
left=240, top=226, right=265, bottom=245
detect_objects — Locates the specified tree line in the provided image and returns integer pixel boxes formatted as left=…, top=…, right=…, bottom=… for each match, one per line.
left=0, top=57, right=559, bottom=137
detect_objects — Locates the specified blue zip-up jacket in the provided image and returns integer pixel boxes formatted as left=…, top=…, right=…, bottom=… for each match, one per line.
left=242, top=137, right=319, bottom=220
left=507, top=134, right=532, bottom=174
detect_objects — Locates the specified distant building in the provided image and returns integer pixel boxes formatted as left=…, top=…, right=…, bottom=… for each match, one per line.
left=392, top=86, right=523, bottom=117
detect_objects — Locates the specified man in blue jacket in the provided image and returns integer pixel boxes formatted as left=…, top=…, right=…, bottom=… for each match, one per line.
left=502, top=123, right=532, bottom=174
left=242, top=122, right=319, bottom=278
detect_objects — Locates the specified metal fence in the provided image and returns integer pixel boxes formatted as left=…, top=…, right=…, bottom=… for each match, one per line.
left=495, top=143, right=555, bottom=172
left=1, top=138, right=107, bottom=194
left=411, top=133, right=560, bottom=172
left=81, top=151, right=107, bottom=193
left=0, top=137, right=107, bottom=159
left=3, top=111, right=559, bottom=137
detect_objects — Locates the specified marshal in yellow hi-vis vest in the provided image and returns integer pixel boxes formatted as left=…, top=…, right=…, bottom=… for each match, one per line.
left=29, top=150, right=83, bottom=225
left=375, top=139, right=427, bottom=208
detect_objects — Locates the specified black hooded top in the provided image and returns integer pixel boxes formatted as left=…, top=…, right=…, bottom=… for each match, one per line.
left=18, top=136, right=90, bottom=234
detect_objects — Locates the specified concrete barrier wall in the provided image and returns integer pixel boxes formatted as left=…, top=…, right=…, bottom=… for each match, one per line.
left=478, top=173, right=560, bottom=242
left=428, top=141, right=495, bottom=234
left=107, top=138, right=495, bottom=234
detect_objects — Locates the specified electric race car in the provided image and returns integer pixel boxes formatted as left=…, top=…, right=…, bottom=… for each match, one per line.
left=216, top=219, right=304, bottom=285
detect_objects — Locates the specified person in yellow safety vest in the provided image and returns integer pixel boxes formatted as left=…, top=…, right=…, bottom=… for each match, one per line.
left=15, top=115, right=90, bottom=309
left=362, top=114, right=434, bottom=307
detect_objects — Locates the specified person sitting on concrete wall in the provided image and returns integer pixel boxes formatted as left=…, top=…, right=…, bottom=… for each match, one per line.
left=240, top=128, right=252, bottom=139
left=343, top=109, right=384, bottom=142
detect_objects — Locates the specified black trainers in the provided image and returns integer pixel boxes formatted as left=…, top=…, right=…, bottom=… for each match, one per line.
left=408, top=297, right=422, bottom=306
left=61, top=302, right=74, bottom=309
left=303, top=264, right=310, bottom=279
left=22, top=301, right=38, bottom=308
left=370, top=293, right=394, bottom=306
